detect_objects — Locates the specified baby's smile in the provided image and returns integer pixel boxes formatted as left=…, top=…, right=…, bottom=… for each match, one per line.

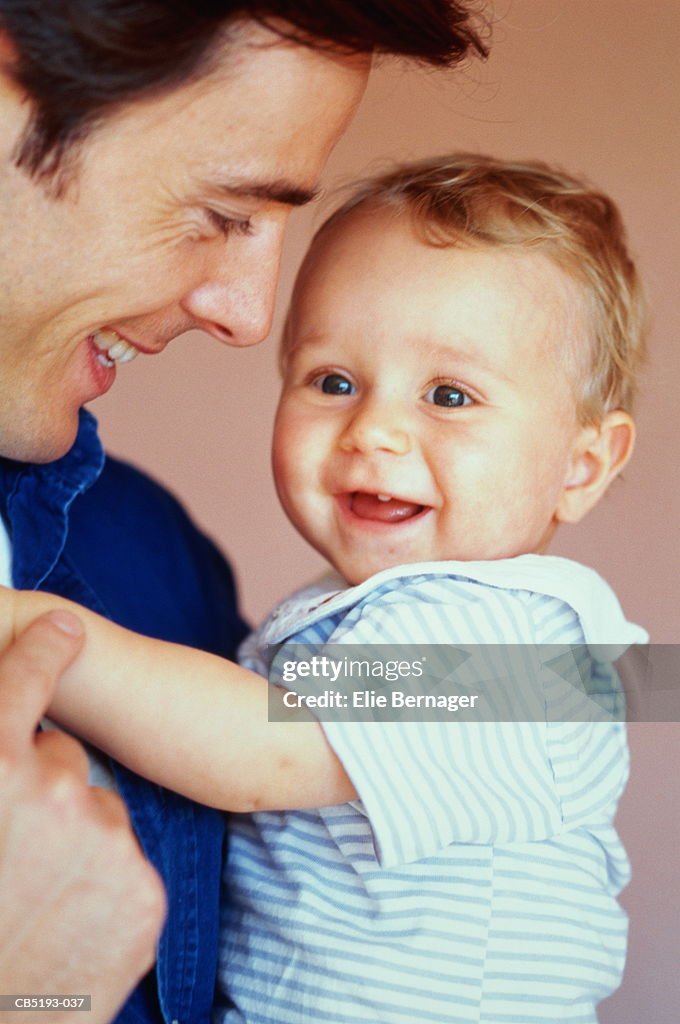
left=337, top=491, right=429, bottom=524
left=272, top=204, right=628, bottom=586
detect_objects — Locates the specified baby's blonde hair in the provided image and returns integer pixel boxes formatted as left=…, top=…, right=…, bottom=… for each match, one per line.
left=289, top=154, right=646, bottom=422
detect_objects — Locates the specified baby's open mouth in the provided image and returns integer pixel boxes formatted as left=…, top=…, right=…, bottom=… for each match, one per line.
left=348, top=491, right=426, bottom=523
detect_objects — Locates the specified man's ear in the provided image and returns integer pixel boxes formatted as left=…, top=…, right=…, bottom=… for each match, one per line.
left=0, top=31, right=25, bottom=104
left=0, top=31, right=18, bottom=70
left=556, top=410, right=636, bottom=524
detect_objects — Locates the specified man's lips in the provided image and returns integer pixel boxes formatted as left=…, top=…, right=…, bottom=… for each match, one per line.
left=340, top=491, right=429, bottom=524
left=84, top=327, right=168, bottom=400
left=90, top=326, right=174, bottom=359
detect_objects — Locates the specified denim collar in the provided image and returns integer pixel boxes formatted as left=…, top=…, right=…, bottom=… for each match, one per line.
left=0, top=408, right=105, bottom=589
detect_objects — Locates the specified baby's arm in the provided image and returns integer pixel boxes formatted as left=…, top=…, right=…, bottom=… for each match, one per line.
left=6, top=589, right=355, bottom=812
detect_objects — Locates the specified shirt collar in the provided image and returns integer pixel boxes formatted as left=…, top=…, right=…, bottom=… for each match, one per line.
left=0, top=408, right=105, bottom=588
left=257, top=555, right=649, bottom=653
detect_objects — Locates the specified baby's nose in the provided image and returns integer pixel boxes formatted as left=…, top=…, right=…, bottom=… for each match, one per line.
left=339, top=402, right=412, bottom=456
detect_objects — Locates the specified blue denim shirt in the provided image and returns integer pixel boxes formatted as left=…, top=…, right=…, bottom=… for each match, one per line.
left=0, top=410, right=249, bottom=1024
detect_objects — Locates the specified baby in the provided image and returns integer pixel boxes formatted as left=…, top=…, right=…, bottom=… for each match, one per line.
left=5, top=155, right=648, bottom=1023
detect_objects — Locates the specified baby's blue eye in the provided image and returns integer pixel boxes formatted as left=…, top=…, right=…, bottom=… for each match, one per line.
left=316, top=373, right=355, bottom=396
left=425, top=384, right=471, bottom=407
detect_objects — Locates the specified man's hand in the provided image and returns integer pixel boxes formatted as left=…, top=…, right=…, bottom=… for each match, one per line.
left=0, top=612, right=166, bottom=1024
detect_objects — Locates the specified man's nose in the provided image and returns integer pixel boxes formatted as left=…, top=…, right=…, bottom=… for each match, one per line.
left=339, top=397, right=412, bottom=456
left=180, top=227, right=284, bottom=347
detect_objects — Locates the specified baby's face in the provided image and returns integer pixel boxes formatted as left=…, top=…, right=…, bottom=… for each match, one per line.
left=273, top=207, right=591, bottom=585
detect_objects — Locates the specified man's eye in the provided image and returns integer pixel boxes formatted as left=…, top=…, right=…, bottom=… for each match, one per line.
left=424, top=384, right=472, bottom=408
left=204, top=209, right=253, bottom=238
left=313, top=373, right=355, bottom=396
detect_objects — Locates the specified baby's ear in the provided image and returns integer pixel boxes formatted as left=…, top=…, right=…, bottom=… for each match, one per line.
left=556, top=410, right=635, bottom=524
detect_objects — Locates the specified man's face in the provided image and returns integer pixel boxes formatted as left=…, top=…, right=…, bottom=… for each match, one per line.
left=273, top=207, right=592, bottom=585
left=0, top=22, right=368, bottom=461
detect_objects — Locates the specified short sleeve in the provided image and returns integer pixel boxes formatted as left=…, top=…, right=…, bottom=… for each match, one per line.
left=316, top=578, right=627, bottom=868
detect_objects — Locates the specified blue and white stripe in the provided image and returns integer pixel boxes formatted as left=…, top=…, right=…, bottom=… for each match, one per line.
left=216, top=556, right=646, bottom=1023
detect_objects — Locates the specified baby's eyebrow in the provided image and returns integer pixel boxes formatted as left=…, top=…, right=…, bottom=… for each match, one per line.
left=284, top=334, right=513, bottom=386
left=419, top=339, right=507, bottom=381
left=282, top=331, right=327, bottom=357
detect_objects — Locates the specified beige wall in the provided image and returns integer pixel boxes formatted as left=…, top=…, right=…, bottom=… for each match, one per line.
left=95, top=2, right=679, bottom=1019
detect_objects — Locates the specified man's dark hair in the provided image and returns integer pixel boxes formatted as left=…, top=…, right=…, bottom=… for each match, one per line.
left=0, top=1, right=488, bottom=186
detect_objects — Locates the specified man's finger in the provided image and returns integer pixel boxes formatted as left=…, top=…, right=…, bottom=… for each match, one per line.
left=0, top=612, right=85, bottom=756
left=88, top=784, right=146, bottom=837
left=34, top=727, right=91, bottom=784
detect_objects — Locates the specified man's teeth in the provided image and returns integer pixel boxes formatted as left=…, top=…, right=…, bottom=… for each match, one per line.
left=91, top=330, right=140, bottom=367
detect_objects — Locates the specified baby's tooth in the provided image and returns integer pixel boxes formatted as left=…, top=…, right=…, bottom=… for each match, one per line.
left=377, top=494, right=392, bottom=502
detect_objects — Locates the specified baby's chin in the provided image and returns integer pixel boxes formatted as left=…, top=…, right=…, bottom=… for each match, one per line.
left=331, top=552, right=448, bottom=588
left=333, top=545, right=550, bottom=587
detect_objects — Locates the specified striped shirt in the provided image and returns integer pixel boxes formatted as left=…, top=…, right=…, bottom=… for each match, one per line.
left=216, top=555, right=647, bottom=1024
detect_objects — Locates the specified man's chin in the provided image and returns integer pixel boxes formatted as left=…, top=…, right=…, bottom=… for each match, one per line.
left=3, top=416, right=80, bottom=465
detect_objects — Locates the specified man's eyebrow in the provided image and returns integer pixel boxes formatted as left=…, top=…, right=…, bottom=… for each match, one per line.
left=209, top=177, right=321, bottom=208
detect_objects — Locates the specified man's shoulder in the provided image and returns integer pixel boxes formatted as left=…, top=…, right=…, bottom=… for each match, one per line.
left=70, top=452, right=216, bottom=567
left=85, top=452, right=196, bottom=516
left=66, top=454, right=249, bottom=654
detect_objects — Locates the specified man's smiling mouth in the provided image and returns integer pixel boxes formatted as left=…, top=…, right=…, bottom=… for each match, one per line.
left=90, top=328, right=141, bottom=367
